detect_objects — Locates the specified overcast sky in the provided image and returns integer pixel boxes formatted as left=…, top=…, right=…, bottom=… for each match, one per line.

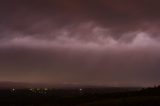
left=0, top=0, right=160, bottom=87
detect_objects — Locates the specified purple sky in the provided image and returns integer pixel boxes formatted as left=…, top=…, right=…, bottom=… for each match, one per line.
left=0, top=0, right=160, bottom=87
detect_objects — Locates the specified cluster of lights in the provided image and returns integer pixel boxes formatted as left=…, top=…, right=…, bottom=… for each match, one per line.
left=29, top=88, right=49, bottom=94
left=10, top=88, right=83, bottom=94
left=10, top=88, right=49, bottom=94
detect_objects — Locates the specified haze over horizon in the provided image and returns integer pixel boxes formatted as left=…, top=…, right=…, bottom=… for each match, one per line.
left=0, top=0, right=160, bottom=87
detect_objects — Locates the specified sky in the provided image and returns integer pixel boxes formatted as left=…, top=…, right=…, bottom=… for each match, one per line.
left=0, top=0, right=160, bottom=87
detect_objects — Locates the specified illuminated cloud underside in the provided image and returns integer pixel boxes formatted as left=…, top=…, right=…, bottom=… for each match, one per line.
left=0, top=0, right=160, bottom=87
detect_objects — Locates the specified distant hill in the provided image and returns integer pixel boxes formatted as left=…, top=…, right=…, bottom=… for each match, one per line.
left=0, top=81, right=142, bottom=91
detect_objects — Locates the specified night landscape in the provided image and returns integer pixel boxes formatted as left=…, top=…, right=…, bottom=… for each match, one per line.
left=0, top=84, right=160, bottom=106
left=0, top=0, right=160, bottom=105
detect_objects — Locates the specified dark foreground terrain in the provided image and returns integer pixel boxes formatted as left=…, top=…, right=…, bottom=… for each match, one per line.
left=0, top=86, right=160, bottom=106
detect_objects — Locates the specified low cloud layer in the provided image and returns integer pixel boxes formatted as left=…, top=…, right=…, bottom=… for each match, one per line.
left=0, top=0, right=160, bottom=87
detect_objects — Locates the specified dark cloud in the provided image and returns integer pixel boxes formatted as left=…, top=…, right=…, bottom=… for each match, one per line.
left=0, top=0, right=160, bottom=86
left=1, top=0, right=160, bottom=36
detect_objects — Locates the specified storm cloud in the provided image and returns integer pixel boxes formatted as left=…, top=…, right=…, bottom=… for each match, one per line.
left=0, top=0, right=160, bottom=87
